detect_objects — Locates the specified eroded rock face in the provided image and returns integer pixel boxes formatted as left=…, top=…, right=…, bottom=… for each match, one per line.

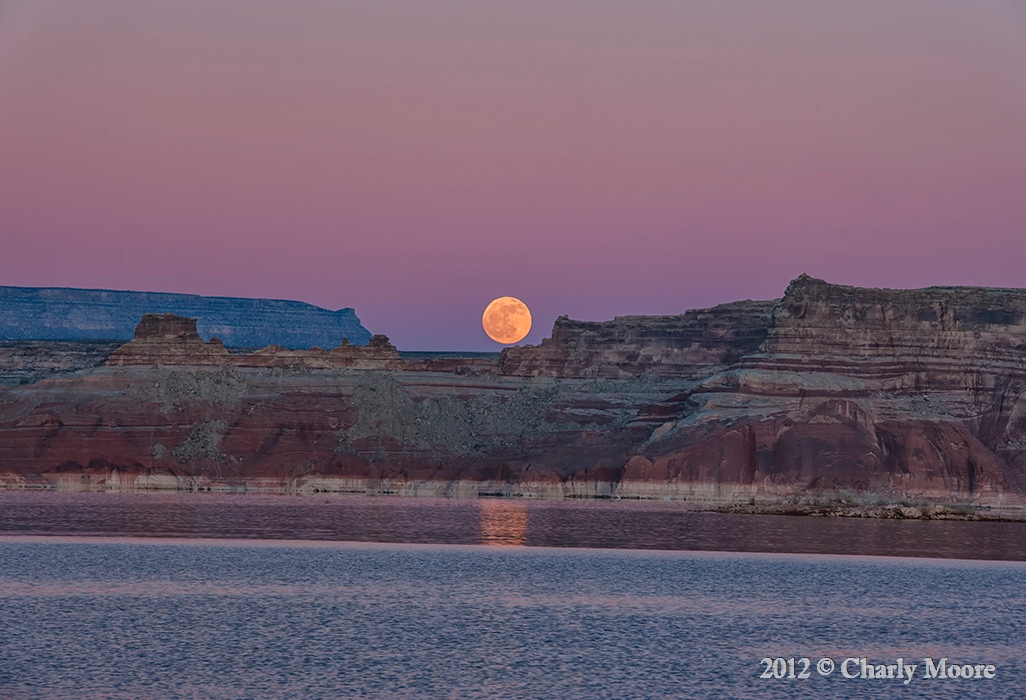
left=761, top=274, right=1026, bottom=387
left=626, top=276, right=1026, bottom=505
left=108, top=315, right=402, bottom=370
left=133, top=314, right=203, bottom=340
left=499, top=300, right=776, bottom=378
left=108, top=314, right=231, bottom=366
left=0, top=366, right=672, bottom=498
left=0, top=341, right=120, bottom=386
left=624, top=397, right=1014, bottom=504
left=3, top=277, right=1026, bottom=512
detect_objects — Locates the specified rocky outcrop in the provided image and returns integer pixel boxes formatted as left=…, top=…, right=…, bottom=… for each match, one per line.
left=4, top=276, right=1026, bottom=517
left=622, top=398, right=1015, bottom=504
left=109, top=315, right=402, bottom=370
left=0, top=285, right=372, bottom=348
left=757, top=273, right=1026, bottom=387
left=623, top=275, right=1026, bottom=507
left=108, top=314, right=231, bottom=366
left=498, top=300, right=775, bottom=378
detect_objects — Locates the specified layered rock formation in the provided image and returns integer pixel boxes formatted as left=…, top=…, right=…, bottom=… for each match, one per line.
left=498, top=300, right=775, bottom=378
left=0, top=363, right=664, bottom=498
left=0, top=340, right=120, bottom=386
left=109, top=314, right=402, bottom=370
left=107, top=314, right=232, bottom=366
left=2, top=275, right=1026, bottom=517
left=621, top=276, right=1026, bottom=506
left=0, top=285, right=371, bottom=348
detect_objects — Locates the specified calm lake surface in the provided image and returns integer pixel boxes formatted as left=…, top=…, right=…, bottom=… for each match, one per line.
left=1, top=492, right=1025, bottom=699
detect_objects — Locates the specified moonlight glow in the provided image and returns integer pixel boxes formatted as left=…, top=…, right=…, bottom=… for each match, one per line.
left=482, top=297, right=532, bottom=344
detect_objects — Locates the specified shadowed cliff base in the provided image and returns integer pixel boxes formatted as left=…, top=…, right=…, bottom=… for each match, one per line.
left=3, top=275, right=1026, bottom=520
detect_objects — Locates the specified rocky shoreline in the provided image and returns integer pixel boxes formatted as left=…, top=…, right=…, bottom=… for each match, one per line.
left=711, top=501, right=1026, bottom=521
left=2, top=478, right=1023, bottom=522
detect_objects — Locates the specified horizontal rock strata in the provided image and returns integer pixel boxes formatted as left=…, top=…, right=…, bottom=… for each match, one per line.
left=0, top=366, right=672, bottom=501
left=0, top=285, right=371, bottom=348
left=3, top=276, right=1026, bottom=516
left=0, top=340, right=120, bottom=386
left=108, top=314, right=403, bottom=370
left=625, top=276, right=1026, bottom=508
left=499, top=300, right=775, bottom=378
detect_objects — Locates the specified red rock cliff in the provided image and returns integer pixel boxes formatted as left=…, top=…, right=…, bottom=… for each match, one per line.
left=623, top=276, right=1026, bottom=506
left=3, top=278, right=1026, bottom=513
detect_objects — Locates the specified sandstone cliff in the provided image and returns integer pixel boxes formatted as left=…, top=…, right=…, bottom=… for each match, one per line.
left=0, top=364, right=663, bottom=498
left=0, top=285, right=371, bottom=348
left=498, top=300, right=775, bottom=378
left=623, top=275, right=1026, bottom=507
left=108, top=314, right=403, bottom=370
left=3, top=276, right=1026, bottom=517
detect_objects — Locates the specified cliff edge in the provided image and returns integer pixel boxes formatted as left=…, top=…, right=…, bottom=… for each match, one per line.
left=0, top=285, right=372, bottom=349
left=2, top=275, right=1026, bottom=517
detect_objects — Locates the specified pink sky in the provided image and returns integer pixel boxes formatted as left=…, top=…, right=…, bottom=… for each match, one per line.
left=1, top=1, right=1024, bottom=349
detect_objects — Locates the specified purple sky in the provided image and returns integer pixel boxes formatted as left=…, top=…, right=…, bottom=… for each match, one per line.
left=2, top=1, right=1024, bottom=350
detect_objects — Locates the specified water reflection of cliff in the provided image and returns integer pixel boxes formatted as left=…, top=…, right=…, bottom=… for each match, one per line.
left=479, top=499, right=528, bottom=546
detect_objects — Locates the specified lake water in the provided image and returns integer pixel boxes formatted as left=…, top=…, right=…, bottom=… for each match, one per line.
left=1, top=492, right=1025, bottom=699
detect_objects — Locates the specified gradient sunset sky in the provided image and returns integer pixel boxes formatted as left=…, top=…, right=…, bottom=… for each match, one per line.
left=2, top=1, right=1024, bottom=350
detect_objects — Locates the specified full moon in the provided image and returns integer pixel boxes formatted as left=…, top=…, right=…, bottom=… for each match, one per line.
left=482, top=296, right=532, bottom=344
